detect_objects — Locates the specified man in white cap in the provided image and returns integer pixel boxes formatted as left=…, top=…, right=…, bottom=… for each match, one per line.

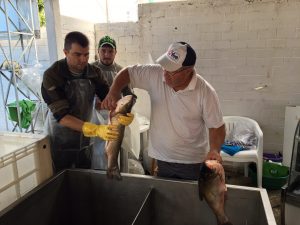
left=101, top=42, right=225, bottom=180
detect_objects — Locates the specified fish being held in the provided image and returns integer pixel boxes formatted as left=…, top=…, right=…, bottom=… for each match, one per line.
left=198, top=160, right=233, bottom=225
left=105, top=95, right=136, bottom=180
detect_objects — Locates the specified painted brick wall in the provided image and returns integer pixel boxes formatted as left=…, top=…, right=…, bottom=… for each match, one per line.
left=95, top=0, right=300, bottom=153
left=95, top=22, right=141, bottom=66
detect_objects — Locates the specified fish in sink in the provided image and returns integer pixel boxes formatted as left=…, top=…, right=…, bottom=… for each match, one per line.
left=105, top=94, right=136, bottom=180
left=198, top=160, right=233, bottom=225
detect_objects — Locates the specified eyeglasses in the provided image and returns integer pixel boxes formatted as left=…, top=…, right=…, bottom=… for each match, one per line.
left=165, top=66, right=192, bottom=76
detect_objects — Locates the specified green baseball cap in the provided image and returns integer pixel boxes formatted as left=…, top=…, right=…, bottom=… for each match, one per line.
left=98, top=35, right=116, bottom=49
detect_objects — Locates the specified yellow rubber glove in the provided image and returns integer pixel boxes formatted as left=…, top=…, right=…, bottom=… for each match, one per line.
left=82, top=122, right=119, bottom=141
left=118, top=113, right=134, bottom=126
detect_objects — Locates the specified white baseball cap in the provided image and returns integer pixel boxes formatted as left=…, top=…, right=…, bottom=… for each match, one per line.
left=156, top=42, right=196, bottom=72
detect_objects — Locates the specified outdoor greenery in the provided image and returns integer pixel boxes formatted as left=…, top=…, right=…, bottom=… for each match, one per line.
left=38, top=0, right=46, bottom=27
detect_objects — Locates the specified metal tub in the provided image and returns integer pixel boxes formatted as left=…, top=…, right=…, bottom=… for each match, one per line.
left=0, top=169, right=276, bottom=225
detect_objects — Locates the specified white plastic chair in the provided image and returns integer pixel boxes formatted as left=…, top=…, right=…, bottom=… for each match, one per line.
left=221, top=116, right=263, bottom=188
left=122, top=114, right=141, bottom=160
left=121, top=112, right=150, bottom=174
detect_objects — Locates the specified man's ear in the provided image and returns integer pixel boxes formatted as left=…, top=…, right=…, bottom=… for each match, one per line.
left=63, top=49, right=68, bottom=56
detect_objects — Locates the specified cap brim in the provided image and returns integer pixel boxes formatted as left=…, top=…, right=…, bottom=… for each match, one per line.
left=156, top=53, right=181, bottom=72
left=100, top=42, right=116, bottom=49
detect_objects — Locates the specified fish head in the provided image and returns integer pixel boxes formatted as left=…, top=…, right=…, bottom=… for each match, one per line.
left=198, top=160, right=218, bottom=200
left=198, top=160, right=231, bottom=225
left=199, top=160, right=219, bottom=181
left=198, top=160, right=225, bottom=200
left=114, top=95, right=137, bottom=114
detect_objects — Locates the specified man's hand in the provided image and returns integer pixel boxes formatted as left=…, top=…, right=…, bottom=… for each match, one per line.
left=82, top=122, right=119, bottom=141
left=118, top=113, right=134, bottom=126
left=205, top=150, right=222, bottom=163
left=101, top=91, right=121, bottom=110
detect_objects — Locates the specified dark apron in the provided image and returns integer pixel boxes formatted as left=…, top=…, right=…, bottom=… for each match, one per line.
left=46, top=78, right=95, bottom=171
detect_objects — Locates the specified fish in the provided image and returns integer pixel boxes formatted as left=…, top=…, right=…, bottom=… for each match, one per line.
left=105, top=94, right=136, bottom=180
left=198, top=160, right=233, bottom=225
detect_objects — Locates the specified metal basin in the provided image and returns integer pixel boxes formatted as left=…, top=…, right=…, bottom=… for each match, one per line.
left=0, top=169, right=276, bottom=225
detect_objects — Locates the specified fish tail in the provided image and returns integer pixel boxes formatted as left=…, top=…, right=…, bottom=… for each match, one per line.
left=106, top=166, right=122, bottom=180
left=221, top=222, right=233, bottom=225
left=217, top=214, right=232, bottom=225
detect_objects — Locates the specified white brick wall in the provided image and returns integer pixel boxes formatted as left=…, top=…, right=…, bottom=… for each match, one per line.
left=94, top=22, right=141, bottom=66
left=93, top=0, right=300, bottom=153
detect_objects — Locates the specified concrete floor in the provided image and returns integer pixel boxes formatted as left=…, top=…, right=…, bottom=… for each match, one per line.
left=224, top=163, right=281, bottom=225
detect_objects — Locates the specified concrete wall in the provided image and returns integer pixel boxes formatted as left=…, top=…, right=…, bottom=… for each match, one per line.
left=37, top=27, right=51, bottom=68
left=21, top=16, right=96, bottom=68
left=95, top=0, right=300, bottom=153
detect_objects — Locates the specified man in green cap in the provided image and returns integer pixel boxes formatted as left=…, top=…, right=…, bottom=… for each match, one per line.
left=94, top=35, right=124, bottom=86
left=92, top=35, right=133, bottom=170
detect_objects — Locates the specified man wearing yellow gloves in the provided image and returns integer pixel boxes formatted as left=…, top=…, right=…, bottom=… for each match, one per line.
left=41, top=31, right=133, bottom=172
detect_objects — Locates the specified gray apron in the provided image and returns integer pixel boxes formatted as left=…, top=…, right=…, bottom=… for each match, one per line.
left=46, top=78, right=95, bottom=171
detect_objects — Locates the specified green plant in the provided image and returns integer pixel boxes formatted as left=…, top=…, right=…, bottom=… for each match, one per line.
left=38, top=0, right=46, bottom=27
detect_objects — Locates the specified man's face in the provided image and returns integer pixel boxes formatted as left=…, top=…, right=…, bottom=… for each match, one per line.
left=98, top=45, right=116, bottom=66
left=163, top=66, right=194, bottom=91
left=64, top=43, right=89, bottom=73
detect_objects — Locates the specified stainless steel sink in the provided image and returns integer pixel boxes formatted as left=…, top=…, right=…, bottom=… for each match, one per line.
left=0, top=169, right=276, bottom=225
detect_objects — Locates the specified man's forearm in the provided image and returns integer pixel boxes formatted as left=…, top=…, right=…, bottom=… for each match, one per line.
left=209, top=124, right=225, bottom=152
left=101, top=67, right=132, bottom=110
left=59, top=114, right=84, bottom=132
left=110, top=67, right=131, bottom=95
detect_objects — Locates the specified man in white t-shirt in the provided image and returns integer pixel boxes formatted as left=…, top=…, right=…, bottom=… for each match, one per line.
left=101, top=42, right=225, bottom=180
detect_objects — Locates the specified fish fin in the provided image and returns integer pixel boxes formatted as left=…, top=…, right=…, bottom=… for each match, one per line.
left=224, top=189, right=228, bottom=201
left=198, top=186, right=204, bottom=200
left=198, top=181, right=204, bottom=201
left=198, top=181, right=205, bottom=201
left=199, top=192, right=204, bottom=201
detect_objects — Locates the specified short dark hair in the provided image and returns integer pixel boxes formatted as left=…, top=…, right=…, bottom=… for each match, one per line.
left=64, top=31, right=89, bottom=50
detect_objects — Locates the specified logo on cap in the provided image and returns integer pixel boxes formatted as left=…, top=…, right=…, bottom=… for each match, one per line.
left=98, top=35, right=116, bottom=49
left=167, top=49, right=180, bottom=62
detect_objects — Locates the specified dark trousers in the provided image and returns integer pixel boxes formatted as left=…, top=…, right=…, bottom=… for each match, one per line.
left=157, top=160, right=201, bottom=180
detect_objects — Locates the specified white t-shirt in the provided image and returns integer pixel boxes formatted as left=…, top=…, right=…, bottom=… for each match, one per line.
left=128, top=64, right=224, bottom=163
